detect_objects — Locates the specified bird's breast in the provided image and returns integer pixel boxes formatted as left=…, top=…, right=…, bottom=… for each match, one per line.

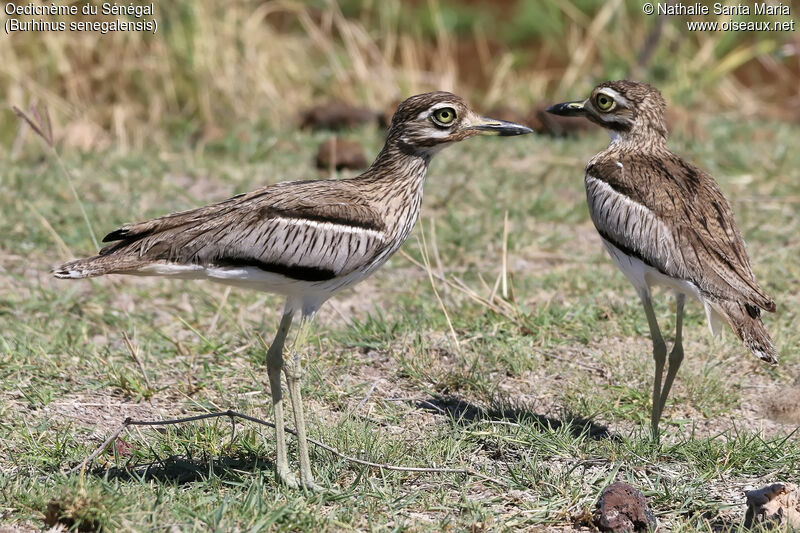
left=584, top=174, right=680, bottom=278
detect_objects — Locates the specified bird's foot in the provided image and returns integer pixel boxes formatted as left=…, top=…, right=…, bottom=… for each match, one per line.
left=276, top=469, right=300, bottom=489
left=277, top=470, right=328, bottom=492
left=298, top=478, right=326, bottom=492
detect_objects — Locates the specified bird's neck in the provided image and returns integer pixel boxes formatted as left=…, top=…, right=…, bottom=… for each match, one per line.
left=353, top=140, right=432, bottom=236
left=607, top=125, right=668, bottom=153
left=356, top=140, right=431, bottom=195
left=607, top=114, right=669, bottom=152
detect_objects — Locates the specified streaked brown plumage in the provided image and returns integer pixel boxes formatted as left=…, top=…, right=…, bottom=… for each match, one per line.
left=547, top=80, right=776, bottom=435
left=54, top=91, right=532, bottom=488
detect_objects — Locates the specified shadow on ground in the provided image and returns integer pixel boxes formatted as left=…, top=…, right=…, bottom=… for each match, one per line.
left=416, top=395, right=615, bottom=440
left=76, top=395, right=612, bottom=486
left=95, top=454, right=275, bottom=485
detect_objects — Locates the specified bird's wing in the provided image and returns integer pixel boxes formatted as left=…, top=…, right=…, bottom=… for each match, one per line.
left=100, top=180, right=389, bottom=281
left=585, top=154, right=775, bottom=312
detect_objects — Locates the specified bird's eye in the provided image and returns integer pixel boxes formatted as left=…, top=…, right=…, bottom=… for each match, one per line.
left=595, top=94, right=614, bottom=112
left=432, top=107, right=457, bottom=126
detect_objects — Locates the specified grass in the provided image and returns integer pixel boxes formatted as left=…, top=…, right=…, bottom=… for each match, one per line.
left=1, top=0, right=796, bottom=149
left=1, top=107, right=799, bottom=531
left=1, top=2, right=799, bottom=529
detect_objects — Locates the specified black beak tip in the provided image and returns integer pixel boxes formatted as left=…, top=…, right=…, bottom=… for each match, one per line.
left=499, top=125, right=534, bottom=136
left=471, top=121, right=534, bottom=136
left=545, top=101, right=584, bottom=117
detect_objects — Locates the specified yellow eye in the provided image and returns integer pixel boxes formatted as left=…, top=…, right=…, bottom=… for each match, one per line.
left=595, top=94, right=614, bottom=111
left=432, top=107, right=457, bottom=125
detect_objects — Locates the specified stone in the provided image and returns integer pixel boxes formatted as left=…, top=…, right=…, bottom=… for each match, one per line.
left=315, top=137, right=368, bottom=171
left=744, top=483, right=800, bottom=529
left=593, top=482, right=656, bottom=532
left=300, top=101, right=377, bottom=131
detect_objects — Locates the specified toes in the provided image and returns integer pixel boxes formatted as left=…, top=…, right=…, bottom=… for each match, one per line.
left=277, top=471, right=300, bottom=489
left=301, top=480, right=325, bottom=492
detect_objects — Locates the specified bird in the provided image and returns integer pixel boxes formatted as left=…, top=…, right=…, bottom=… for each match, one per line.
left=546, top=80, right=777, bottom=436
left=53, top=91, right=533, bottom=488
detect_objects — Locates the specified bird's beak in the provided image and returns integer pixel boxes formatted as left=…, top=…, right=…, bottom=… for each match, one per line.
left=545, top=100, right=586, bottom=117
left=464, top=116, right=533, bottom=136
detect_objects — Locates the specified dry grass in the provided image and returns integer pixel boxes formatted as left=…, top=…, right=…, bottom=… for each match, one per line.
left=1, top=0, right=797, bottom=151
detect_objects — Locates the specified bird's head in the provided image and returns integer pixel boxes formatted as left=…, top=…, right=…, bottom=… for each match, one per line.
left=546, top=80, right=668, bottom=144
left=387, top=91, right=532, bottom=156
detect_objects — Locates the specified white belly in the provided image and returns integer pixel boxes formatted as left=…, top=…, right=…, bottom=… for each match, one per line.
left=601, top=238, right=699, bottom=298
left=131, top=262, right=377, bottom=315
left=601, top=238, right=724, bottom=336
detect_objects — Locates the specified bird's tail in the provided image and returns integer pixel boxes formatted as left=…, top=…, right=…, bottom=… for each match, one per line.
left=53, top=255, right=141, bottom=279
left=714, top=299, right=778, bottom=365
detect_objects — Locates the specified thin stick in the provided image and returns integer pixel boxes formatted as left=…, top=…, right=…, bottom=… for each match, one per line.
left=69, top=424, right=127, bottom=475
left=54, top=152, right=100, bottom=250
left=398, top=249, right=523, bottom=327
left=208, top=287, right=231, bottom=334
left=501, top=210, right=509, bottom=300
left=418, top=231, right=461, bottom=354
left=69, top=410, right=506, bottom=486
left=25, top=201, right=72, bottom=259
left=228, top=416, right=237, bottom=454
left=12, top=104, right=100, bottom=250
left=354, top=379, right=381, bottom=412
left=429, top=218, right=447, bottom=297
left=122, top=331, right=152, bottom=392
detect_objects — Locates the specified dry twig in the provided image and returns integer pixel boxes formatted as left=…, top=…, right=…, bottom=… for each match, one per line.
left=67, top=410, right=507, bottom=487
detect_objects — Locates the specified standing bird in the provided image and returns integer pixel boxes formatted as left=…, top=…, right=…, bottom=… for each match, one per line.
left=547, top=81, right=776, bottom=435
left=54, top=92, right=532, bottom=488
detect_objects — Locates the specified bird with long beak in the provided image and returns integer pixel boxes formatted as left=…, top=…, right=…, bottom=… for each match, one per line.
left=547, top=81, right=777, bottom=436
left=54, top=91, right=532, bottom=488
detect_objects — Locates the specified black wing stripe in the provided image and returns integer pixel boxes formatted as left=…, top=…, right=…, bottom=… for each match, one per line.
left=210, top=256, right=337, bottom=282
left=596, top=229, right=666, bottom=276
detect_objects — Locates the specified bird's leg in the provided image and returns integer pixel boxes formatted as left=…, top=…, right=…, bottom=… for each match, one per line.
left=657, top=293, right=685, bottom=423
left=266, top=310, right=298, bottom=487
left=640, top=292, right=667, bottom=437
left=284, top=315, right=322, bottom=490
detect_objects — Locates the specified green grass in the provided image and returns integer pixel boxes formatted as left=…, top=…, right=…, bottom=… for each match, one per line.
left=2, top=115, right=799, bottom=531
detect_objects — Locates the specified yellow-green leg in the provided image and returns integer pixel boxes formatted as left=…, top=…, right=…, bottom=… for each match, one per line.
left=284, top=315, right=323, bottom=490
left=266, top=311, right=298, bottom=487
left=656, top=293, right=685, bottom=424
left=640, top=292, right=667, bottom=438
